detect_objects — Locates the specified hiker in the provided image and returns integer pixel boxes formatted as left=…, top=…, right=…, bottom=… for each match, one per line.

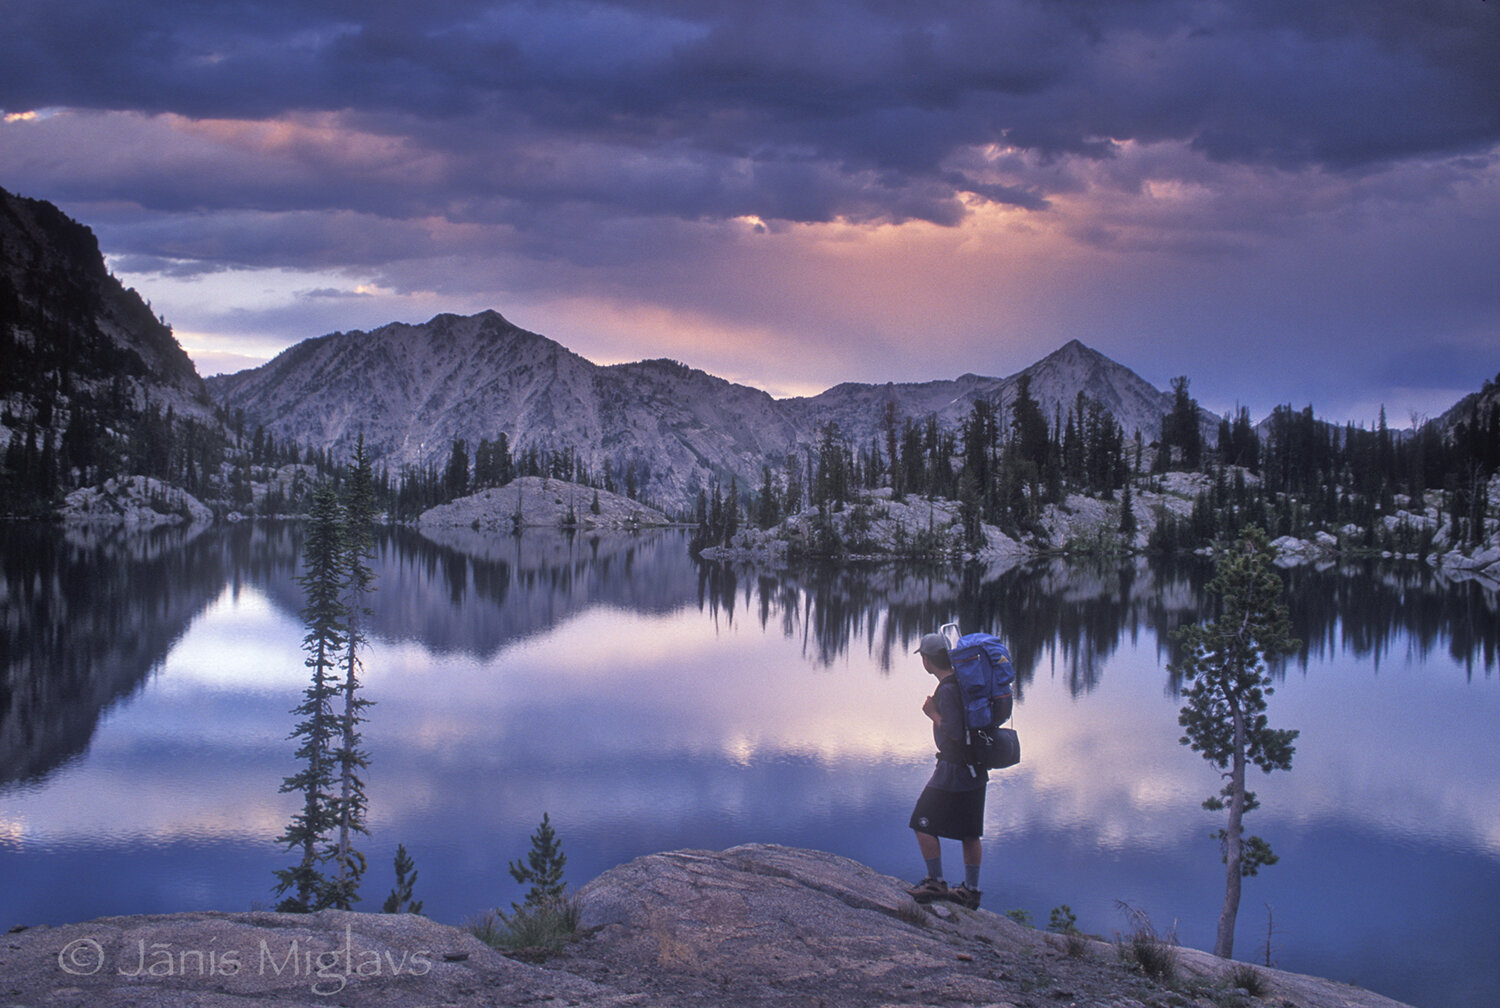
left=905, top=631, right=986, bottom=910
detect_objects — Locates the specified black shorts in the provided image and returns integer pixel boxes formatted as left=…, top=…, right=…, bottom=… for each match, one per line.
left=908, top=784, right=985, bottom=840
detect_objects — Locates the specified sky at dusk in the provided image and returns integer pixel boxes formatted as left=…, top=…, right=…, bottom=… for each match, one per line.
left=3, top=0, right=1498, bottom=427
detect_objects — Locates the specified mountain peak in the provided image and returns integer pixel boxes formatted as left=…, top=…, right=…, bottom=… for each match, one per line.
left=1037, top=338, right=1107, bottom=366
left=206, top=315, right=1199, bottom=510
left=437, top=308, right=520, bottom=331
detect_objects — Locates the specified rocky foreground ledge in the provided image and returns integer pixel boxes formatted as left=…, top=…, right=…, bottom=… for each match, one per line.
left=2, top=845, right=1412, bottom=1008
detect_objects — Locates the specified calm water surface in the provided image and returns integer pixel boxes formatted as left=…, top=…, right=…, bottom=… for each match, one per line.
left=2, top=522, right=1496, bottom=1007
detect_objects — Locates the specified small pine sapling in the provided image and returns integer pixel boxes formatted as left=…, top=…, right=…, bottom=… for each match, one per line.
left=508, top=813, right=568, bottom=909
left=382, top=843, right=424, bottom=915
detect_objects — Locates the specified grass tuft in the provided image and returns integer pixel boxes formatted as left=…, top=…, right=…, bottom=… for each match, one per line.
left=1224, top=961, right=1270, bottom=997
left=891, top=898, right=930, bottom=928
left=1114, top=900, right=1178, bottom=983
left=468, top=895, right=582, bottom=958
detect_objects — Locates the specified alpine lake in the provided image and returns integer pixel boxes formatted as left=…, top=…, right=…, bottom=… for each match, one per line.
left=2, top=521, right=1496, bottom=1008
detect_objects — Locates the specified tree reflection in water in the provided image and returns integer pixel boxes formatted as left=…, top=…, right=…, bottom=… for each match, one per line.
left=3, top=523, right=1494, bottom=792
left=692, top=551, right=1498, bottom=696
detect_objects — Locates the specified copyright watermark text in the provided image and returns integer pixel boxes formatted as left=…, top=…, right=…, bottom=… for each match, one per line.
left=57, top=926, right=432, bottom=996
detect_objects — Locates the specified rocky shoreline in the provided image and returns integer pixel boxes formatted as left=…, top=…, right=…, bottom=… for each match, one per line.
left=2, top=845, right=1415, bottom=1008
left=38, top=467, right=1500, bottom=585
left=699, top=472, right=1500, bottom=584
left=415, top=475, right=673, bottom=530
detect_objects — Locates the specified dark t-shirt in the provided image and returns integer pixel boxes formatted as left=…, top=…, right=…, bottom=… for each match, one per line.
left=924, top=676, right=987, bottom=792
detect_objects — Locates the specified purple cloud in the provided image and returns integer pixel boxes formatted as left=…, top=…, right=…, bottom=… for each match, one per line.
left=0, top=0, right=1495, bottom=423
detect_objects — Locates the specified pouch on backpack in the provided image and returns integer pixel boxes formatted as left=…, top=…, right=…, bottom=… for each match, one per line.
left=942, top=623, right=1020, bottom=770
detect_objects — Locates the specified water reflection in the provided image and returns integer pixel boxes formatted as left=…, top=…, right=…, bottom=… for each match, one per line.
left=248, top=527, right=704, bottom=658
left=1278, top=561, right=1500, bottom=678
left=2, top=524, right=1496, bottom=1008
left=6, top=524, right=1494, bottom=793
left=1, top=524, right=244, bottom=787
left=693, top=557, right=1167, bottom=689
left=694, top=553, right=1498, bottom=694
left=0, top=524, right=724, bottom=786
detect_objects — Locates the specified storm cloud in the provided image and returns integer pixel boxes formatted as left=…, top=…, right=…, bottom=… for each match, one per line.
left=2, top=0, right=1497, bottom=419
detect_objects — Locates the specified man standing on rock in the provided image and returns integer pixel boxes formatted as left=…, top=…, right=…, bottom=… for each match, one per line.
left=905, top=632, right=986, bottom=910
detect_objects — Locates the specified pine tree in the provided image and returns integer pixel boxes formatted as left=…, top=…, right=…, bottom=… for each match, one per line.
left=1118, top=478, right=1137, bottom=539
left=381, top=844, right=424, bottom=915
left=957, top=465, right=985, bottom=552
left=496, top=432, right=514, bottom=484
left=1163, top=376, right=1204, bottom=471
left=882, top=401, right=901, bottom=497
left=962, top=398, right=1000, bottom=517
left=724, top=477, right=741, bottom=543
left=754, top=465, right=780, bottom=529
left=445, top=438, right=470, bottom=500
left=1009, top=374, right=1050, bottom=470
left=1171, top=527, right=1300, bottom=959
left=274, top=483, right=347, bottom=912
left=324, top=436, right=377, bottom=910
left=508, top=813, right=568, bottom=910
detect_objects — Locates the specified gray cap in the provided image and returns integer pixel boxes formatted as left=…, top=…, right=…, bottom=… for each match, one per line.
left=914, top=633, right=949, bottom=658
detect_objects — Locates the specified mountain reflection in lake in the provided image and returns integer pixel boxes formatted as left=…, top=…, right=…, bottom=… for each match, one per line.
left=1, top=524, right=1496, bottom=1008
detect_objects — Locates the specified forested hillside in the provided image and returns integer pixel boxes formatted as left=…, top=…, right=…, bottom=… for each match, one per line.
left=2, top=186, right=1494, bottom=570
left=0, top=186, right=219, bottom=516
left=693, top=373, right=1500, bottom=566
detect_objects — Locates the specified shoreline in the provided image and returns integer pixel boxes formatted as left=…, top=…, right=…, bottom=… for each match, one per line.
left=2, top=845, right=1420, bottom=1008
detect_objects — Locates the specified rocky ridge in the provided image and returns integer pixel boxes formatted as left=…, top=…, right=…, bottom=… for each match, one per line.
left=416, top=476, right=672, bottom=530
left=0, top=186, right=214, bottom=448
left=205, top=311, right=1203, bottom=513
left=0, top=845, right=1412, bottom=1008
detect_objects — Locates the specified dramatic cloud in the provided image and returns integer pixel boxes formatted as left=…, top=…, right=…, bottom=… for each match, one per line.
left=2, top=0, right=1497, bottom=421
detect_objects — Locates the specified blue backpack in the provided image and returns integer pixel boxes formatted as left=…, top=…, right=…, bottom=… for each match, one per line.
left=942, top=624, right=1020, bottom=771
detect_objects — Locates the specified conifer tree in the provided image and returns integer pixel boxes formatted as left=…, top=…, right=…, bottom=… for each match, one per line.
left=445, top=438, right=470, bottom=500
left=755, top=465, right=780, bottom=529
left=783, top=454, right=804, bottom=514
left=274, top=483, right=347, bottom=911
left=381, top=844, right=424, bottom=915
left=1118, top=478, right=1137, bottom=539
left=724, top=477, right=741, bottom=542
left=1009, top=374, right=1050, bottom=470
left=1171, top=527, right=1299, bottom=959
left=325, top=435, right=376, bottom=910
left=957, top=465, right=985, bottom=552
left=508, top=813, right=568, bottom=909
left=962, top=398, right=1000, bottom=516
left=882, top=401, right=902, bottom=497
left=1162, top=376, right=1203, bottom=471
